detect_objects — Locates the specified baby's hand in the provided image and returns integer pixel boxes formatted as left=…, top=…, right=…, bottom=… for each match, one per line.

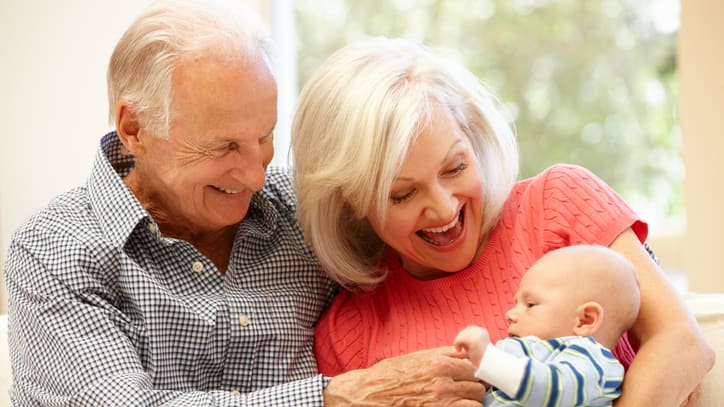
left=453, top=325, right=490, bottom=368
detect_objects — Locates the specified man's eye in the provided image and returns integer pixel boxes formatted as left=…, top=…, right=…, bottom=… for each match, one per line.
left=210, top=142, right=238, bottom=157
left=260, top=132, right=274, bottom=144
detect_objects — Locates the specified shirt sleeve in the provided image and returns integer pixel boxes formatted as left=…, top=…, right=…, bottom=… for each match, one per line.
left=5, top=236, right=327, bottom=406
left=483, top=337, right=624, bottom=407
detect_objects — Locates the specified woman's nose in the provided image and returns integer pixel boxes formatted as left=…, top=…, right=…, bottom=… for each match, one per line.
left=423, top=183, right=458, bottom=221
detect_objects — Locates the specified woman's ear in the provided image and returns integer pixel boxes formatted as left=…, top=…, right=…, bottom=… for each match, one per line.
left=573, top=301, right=604, bottom=337
left=115, top=101, right=145, bottom=156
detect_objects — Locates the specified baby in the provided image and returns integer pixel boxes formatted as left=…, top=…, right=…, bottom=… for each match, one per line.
left=455, top=245, right=640, bottom=406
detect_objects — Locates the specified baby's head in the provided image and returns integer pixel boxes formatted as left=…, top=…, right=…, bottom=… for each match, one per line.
left=506, top=245, right=640, bottom=349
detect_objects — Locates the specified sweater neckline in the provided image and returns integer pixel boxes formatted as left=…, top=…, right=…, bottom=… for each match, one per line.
left=384, top=230, right=499, bottom=290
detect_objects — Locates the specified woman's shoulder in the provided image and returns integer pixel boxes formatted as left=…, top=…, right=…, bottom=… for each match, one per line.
left=509, top=163, right=607, bottom=203
left=517, top=163, right=597, bottom=186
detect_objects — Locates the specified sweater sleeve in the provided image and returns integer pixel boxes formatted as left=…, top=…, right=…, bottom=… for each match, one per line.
left=538, top=164, right=647, bottom=249
left=313, top=291, right=368, bottom=376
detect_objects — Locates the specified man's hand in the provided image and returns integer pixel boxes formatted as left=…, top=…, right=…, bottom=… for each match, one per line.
left=324, top=346, right=485, bottom=406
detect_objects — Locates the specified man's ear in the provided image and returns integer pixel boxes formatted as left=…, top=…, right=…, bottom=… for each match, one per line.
left=573, top=301, right=603, bottom=337
left=116, top=101, right=145, bottom=156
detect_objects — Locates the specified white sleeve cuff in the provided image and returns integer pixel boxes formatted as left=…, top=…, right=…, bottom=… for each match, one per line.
left=474, top=343, right=528, bottom=398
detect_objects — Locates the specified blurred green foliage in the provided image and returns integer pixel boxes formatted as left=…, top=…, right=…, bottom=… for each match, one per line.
left=294, top=0, right=682, bottom=226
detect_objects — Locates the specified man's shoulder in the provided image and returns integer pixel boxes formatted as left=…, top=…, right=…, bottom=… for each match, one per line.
left=12, top=186, right=98, bottom=246
left=6, top=185, right=117, bottom=281
left=259, top=166, right=296, bottom=212
left=18, top=186, right=89, bottom=224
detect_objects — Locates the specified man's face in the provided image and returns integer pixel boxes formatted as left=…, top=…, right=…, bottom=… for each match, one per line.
left=135, top=56, right=277, bottom=235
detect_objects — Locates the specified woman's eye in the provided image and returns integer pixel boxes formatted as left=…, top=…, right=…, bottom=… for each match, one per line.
left=448, top=161, right=468, bottom=175
left=444, top=156, right=468, bottom=176
left=527, top=302, right=536, bottom=308
left=390, top=191, right=414, bottom=204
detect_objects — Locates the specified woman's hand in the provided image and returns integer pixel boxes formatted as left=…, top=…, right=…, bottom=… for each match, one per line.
left=324, top=346, right=486, bottom=406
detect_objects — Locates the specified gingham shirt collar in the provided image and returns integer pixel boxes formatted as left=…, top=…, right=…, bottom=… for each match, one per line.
left=87, top=132, right=149, bottom=248
left=88, top=132, right=279, bottom=248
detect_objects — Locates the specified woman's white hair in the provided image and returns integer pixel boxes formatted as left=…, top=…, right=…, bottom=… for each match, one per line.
left=292, top=37, right=519, bottom=290
left=107, top=0, right=272, bottom=137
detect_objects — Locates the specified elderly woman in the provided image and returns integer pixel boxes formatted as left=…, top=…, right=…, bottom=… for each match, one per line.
left=292, top=37, right=713, bottom=406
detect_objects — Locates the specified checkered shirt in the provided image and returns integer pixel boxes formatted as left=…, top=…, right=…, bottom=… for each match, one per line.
left=5, top=132, right=339, bottom=406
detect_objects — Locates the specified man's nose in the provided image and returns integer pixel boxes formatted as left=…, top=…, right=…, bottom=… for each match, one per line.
left=233, top=144, right=273, bottom=192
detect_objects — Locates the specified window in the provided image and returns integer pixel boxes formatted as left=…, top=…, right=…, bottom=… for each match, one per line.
left=274, top=0, right=681, bottom=233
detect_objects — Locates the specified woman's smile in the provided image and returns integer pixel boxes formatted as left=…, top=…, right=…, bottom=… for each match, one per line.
left=417, top=206, right=465, bottom=246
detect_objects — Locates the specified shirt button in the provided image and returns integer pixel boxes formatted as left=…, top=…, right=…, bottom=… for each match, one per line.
left=231, top=389, right=241, bottom=397
left=238, top=314, right=250, bottom=327
left=148, top=223, right=157, bottom=233
left=191, top=261, right=204, bottom=273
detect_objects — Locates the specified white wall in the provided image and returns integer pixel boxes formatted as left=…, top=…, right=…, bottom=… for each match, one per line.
left=680, top=0, right=724, bottom=293
left=0, top=1, right=153, bottom=313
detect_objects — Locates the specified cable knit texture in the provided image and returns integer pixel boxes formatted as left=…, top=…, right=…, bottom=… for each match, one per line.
left=314, top=164, right=647, bottom=376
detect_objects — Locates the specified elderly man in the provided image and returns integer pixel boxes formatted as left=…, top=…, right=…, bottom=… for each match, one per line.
left=5, top=0, right=484, bottom=405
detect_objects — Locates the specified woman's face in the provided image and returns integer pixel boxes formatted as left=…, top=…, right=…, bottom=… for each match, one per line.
left=367, top=108, right=485, bottom=280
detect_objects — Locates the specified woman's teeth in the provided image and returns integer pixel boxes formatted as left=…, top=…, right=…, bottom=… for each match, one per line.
left=417, top=211, right=464, bottom=246
left=422, top=214, right=459, bottom=233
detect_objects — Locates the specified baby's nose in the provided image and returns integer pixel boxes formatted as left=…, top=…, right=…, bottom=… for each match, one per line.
left=505, top=307, right=517, bottom=323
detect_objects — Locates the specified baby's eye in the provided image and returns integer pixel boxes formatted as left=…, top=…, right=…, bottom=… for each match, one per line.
left=526, top=302, right=536, bottom=308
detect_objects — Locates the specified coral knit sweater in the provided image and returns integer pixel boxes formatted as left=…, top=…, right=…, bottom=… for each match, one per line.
left=314, top=164, right=647, bottom=376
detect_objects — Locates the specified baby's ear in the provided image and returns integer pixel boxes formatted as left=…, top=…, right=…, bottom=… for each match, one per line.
left=573, top=301, right=603, bottom=337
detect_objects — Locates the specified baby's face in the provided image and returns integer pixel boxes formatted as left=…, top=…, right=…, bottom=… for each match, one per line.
left=505, top=263, right=581, bottom=339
